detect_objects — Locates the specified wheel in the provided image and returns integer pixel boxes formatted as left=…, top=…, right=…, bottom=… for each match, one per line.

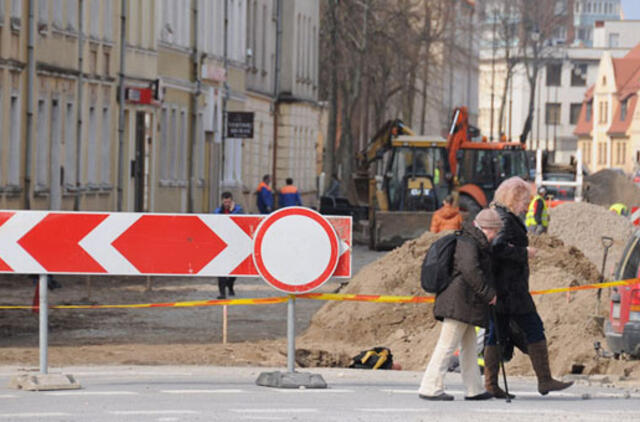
left=458, top=194, right=482, bottom=220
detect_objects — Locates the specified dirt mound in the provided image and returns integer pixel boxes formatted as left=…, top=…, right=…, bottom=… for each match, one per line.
left=299, top=230, right=640, bottom=380
left=549, top=202, right=633, bottom=276
left=585, top=169, right=640, bottom=208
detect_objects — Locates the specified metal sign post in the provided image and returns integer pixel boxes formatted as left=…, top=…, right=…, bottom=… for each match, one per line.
left=253, top=207, right=349, bottom=389
left=39, top=274, right=48, bottom=375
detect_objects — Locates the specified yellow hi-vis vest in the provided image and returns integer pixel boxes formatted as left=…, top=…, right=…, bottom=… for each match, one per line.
left=525, top=195, right=549, bottom=228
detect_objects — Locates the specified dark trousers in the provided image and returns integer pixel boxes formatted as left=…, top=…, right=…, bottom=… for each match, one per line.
left=486, top=311, right=546, bottom=346
left=217, top=277, right=236, bottom=297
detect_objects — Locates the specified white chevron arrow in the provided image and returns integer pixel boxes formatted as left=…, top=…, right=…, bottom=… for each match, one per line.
left=0, top=211, right=47, bottom=273
left=197, top=215, right=254, bottom=276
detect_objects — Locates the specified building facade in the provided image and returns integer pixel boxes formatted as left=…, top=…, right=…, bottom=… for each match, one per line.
left=0, top=0, right=322, bottom=214
left=574, top=0, right=622, bottom=46
left=575, top=44, right=640, bottom=174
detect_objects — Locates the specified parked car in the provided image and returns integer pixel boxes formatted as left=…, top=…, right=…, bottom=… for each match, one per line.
left=605, top=230, right=640, bottom=357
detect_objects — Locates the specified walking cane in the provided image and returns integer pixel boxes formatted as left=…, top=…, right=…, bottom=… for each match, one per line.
left=490, top=306, right=511, bottom=403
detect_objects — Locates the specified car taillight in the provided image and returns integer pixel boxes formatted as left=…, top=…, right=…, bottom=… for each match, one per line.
left=630, top=290, right=640, bottom=322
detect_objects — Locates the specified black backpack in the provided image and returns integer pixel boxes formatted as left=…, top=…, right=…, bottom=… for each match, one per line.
left=420, top=231, right=462, bottom=294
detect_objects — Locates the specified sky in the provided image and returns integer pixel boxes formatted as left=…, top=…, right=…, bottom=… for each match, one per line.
left=621, top=0, right=640, bottom=19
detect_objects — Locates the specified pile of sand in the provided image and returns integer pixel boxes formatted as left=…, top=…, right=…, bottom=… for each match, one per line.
left=299, top=229, right=640, bottom=380
left=549, top=202, right=634, bottom=277
left=585, top=169, right=640, bottom=208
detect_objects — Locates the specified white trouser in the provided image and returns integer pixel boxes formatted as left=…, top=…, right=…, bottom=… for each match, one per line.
left=418, top=318, right=484, bottom=397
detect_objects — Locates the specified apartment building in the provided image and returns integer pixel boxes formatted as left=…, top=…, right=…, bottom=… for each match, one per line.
left=0, top=0, right=322, bottom=213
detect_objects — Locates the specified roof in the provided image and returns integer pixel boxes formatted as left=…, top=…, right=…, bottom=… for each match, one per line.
left=574, top=100, right=593, bottom=137
left=608, top=94, right=638, bottom=136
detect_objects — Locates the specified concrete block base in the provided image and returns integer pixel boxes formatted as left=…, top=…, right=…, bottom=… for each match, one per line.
left=8, top=373, right=82, bottom=391
left=255, top=371, right=327, bottom=389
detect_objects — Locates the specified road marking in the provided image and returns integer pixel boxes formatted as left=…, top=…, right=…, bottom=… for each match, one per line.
left=109, top=410, right=200, bottom=415
left=0, top=413, right=71, bottom=419
left=0, top=395, right=17, bottom=398
left=382, top=388, right=636, bottom=399
left=156, top=418, right=180, bottom=422
left=45, top=391, right=139, bottom=396
left=357, top=408, right=428, bottom=413
left=240, top=418, right=289, bottom=421
left=231, top=409, right=319, bottom=413
left=274, top=388, right=354, bottom=393
left=161, top=389, right=245, bottom=394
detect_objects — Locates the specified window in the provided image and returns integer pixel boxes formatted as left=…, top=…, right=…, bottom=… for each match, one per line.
left=599, top=101, right=608, bottom=124
left=104, top=50, right=110, bottom=76
left=104, top=0, right=113, bottom=40
left=52, top=0, right=63, bottom=29
left=598, top=142, right=607, bottom=165
left=586, top=101, right=592, bottom=121
left=602, top=76, right=607, bottom=86
left=262, top=4, right=267, bottom=72
left=160, top=107, right=169, bottom=180
left=170, top=108, right=177, bottom=179
left=67, top=0, right=77, bottom=30
left=546, top=63, right=562, bottom=86
left=179, top=109, right=187, bottom=180
left=64, top=103, right=76, bottom=189
left=615, top=141, right=626, bottom=165
left=88, top=106, right=97, bottom=186
left=545, top=103, right=561, bottom=125
left=197, top=112, right=205, bottom=181
left=621, top=98, right=628, bottom=120
left=36, top=99, right=49, bottom=189
left=101, top=107, right=111, bottom=186
left=609, top=33, right=619, bottom=48
left=571, top=64, right=587, bottom=86
left=90, top=0, right=99, bottom=38
left=570, top=103, right=582, bottom=125
left=38, top=0, right=48, bottom=26
left=8, top=93, right=20, bottom=187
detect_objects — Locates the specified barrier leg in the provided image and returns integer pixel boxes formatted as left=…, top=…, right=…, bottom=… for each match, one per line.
left=222, top=305, right=228, bottom=344
left=8, top=274, right=81, bottom=391
left=255, top=294, right=326, bottom=389
left=39, top=274, right=48, bottom=375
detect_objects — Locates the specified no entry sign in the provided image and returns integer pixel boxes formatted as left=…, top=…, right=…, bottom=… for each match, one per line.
left=253, top=207, right=340, bottom=293
left=0, top=210, right=351, bottom=279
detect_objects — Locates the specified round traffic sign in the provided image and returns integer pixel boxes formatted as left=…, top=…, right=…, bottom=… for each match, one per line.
left=252, top=207, right=339, bottom=293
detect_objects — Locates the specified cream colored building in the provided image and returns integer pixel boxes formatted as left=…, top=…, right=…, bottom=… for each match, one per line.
left=575, top=45, right=640, bottom=173
left=0, top=0, right=321, bottom=214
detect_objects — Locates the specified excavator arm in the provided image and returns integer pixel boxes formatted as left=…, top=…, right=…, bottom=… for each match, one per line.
left=358, top=119, right=415, bottom=167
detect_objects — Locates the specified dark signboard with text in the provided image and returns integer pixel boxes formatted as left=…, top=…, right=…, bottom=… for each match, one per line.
left=226, top=112, right=254, bottom=139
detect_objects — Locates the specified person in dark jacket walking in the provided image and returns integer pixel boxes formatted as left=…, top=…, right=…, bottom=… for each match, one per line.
left=214, top=192, right=244, bottom=299
left=485, top=177, right=573, bottom=398
left=418, top=209, right=501, bottom=401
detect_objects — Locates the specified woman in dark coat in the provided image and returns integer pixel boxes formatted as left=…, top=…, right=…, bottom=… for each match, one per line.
left=418, top=209, right=501, bottom=401
left=485, top=177, right=573, bottom=398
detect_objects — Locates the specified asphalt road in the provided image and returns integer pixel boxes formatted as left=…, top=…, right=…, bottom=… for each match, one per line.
left=1, top=366, right=639, bottom=421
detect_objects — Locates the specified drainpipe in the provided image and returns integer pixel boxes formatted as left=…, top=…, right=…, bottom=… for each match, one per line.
left=73, top=0, right=84, bottom=211
left=25, top=0, right=35, bottom=209
left=271, top=0, right=282, bottom=197
left=221, top=0, right=228, bottom=192
left=188, top=0, right=199, bottom=213
left=116, top=0, right=126, bottom=211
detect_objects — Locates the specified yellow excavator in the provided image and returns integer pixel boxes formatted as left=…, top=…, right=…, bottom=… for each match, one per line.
left=356, top=119, right=451, bottom=250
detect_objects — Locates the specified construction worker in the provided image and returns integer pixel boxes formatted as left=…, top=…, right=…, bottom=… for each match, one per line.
left=609, top=202, right=629, bottom=217
left=279, top=178, right=302, bottom=208
left=214, top=192, right=244, bottom=299
left=256, top=174, right=274, bottom=214
left=525, top=186, right=549, bottom=234
left=430, top=195, right=462, bottom=233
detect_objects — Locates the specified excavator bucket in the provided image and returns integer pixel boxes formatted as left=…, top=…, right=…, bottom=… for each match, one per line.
left=371, top=211, right=435, bottom=250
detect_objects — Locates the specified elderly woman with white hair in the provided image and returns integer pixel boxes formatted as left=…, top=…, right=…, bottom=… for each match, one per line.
left=484, top=177, right=573, bottom=399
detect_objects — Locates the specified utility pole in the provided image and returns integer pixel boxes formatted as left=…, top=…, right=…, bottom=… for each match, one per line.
left=220, top=0, right=229, bottom=194
left=116, top=0, right=126, bottom=211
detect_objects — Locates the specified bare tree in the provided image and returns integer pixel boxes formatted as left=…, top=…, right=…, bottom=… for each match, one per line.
left=319, top=0, right=339, bottom=188
left=518, top=0, right=569, bottom=143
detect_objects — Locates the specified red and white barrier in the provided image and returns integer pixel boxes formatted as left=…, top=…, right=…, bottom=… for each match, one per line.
left=631, top=207, right=640, bottom=226
left=0, top=209, right=351, bottom=279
